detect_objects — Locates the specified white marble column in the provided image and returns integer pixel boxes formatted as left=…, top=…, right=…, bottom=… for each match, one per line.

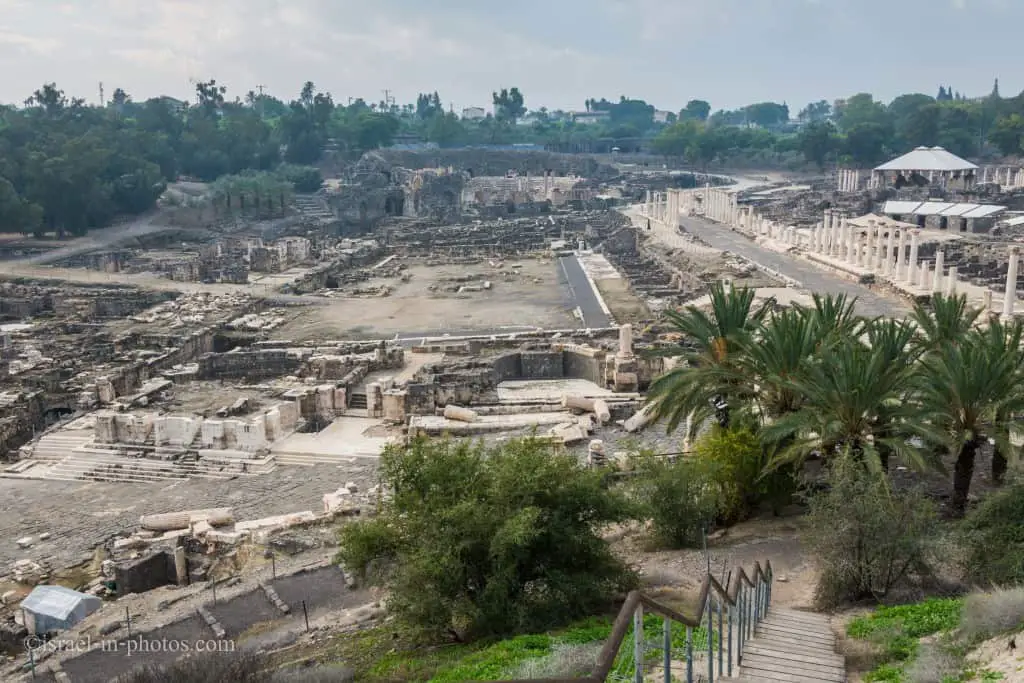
left=906, top=231, right=920, bottom=284
left=946, top=266, right=958, bottom=296
left=1004, top=247, right=1020, bottom=319
left=867, top=221, right=878, bottom=269
left=846, top=222, right=857, bottom=264
left=895, top=230, right=907, bottom=280
left=918, top=261, right=930, bottom=289
left=884, top=229, right=896, bottom=276
left=933, top=251, right=945, bottom=294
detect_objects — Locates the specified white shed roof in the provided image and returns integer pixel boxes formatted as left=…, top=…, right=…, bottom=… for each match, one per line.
left=882, top=200, right=1006, bottom=219
left=874, top=146, right=978, bottom=172
left=1002, top=215, right=1024, bottom=227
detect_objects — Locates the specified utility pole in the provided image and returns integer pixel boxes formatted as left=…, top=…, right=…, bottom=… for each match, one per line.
left=382, top=89, right=394, bottom=110
left=256, top=84, right=265, bottom=96
left=98, top=82, right=104, bottom=107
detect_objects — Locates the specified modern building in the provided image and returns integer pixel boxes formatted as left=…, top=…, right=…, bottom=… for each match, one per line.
left=881, top=199, right=1006, bottom=233
left=571, top=111, right=611, bottom=126
left=871, top=146, right=978, bottom=190
left=461, top=107, right=486, bottom=121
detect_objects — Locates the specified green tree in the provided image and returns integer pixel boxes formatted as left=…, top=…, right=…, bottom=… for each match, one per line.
left=647, top=283, right=771, bottom=435
left=682, top=99, right=711, bottom=122
left=797, top=120, right=839, bottom=169
left=989, top=114, right=1024, bottom=156
left=914, top=326, right=1024, bottom=516
left=427, top=111, right=466, bottom=147
left=492, top=87, right=526, bottom=122
left=337, top=436, right=636, bottom=640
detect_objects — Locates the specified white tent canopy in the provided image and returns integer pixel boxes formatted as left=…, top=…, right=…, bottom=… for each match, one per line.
left=874, top=146, right=978, bottom=172
left=21, top=585, right=102, bottom=635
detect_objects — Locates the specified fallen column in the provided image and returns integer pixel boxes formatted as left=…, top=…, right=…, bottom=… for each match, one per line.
left=561, top=394, right=611, bottom=424
left=139, top=508, right=234, bottom=532
left=443, top=404, right=479, bottom=423
left=623, top=404, right=656, bottom=433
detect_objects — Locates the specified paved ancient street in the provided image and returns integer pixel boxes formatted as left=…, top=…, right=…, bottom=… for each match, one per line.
left=678, top=215, right=912, bottom=319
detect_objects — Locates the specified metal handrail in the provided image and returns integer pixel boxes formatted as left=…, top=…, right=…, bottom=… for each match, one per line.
left=489, top=559, right=773, bottom=683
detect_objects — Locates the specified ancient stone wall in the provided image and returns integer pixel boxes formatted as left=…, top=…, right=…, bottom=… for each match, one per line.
left=376, top=150, right=619, bottom=180
left=115, top=550, right=176, bottom=596
left=196, top=350, right=304, bottom=381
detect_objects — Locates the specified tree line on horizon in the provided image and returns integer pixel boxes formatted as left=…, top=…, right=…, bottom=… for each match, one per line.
left=2, top=78, right=1024, bottom=238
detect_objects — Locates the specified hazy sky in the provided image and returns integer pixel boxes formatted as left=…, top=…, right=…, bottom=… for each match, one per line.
left=0, top=0, right=1017, bottom=114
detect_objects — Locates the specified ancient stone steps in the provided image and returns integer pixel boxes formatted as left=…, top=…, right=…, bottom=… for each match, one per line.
left=272, top=451, right=379, bottom=466
left=1, top=450, right=272, bottom=483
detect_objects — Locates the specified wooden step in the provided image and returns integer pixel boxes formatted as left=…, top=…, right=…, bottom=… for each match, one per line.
left=742, top=653, right=845, bottom=678
left=757, top=622, right=836, bottom=641
left=743, top=644, right=844, bottom=668
left=745, top=638, right=839, bottom=659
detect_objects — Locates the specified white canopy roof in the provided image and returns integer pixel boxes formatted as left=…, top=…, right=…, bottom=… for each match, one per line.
left=882, top=200, right=1005, bottom=219
left=874, top=146, right=978, bottom=172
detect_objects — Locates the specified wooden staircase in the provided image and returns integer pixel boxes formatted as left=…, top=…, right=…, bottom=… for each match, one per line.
left=734, top=607, right=845, bottom=682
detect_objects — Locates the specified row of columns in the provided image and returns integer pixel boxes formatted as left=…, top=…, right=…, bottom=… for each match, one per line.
left=979, top=166, right=1024, bottom=189
left=641, top=188, right=1021, bottom=320
left=701, top=185, right=739, bottom=225
left=837, top=169, right=860, bottom=193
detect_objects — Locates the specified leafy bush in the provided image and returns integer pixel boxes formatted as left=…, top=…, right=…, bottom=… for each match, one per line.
left=336, top=436, right=637, bottom=641
left=277, top=163, right=324, bottom=192
left=960, top=484, right=1024, bottom=586
left=691, top=426, right=796, bottom=522
left=630, top=453, right=720, bottom=549
left=804, top=454, right=938, bottom=607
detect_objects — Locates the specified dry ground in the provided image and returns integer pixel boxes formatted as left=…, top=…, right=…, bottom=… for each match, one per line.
left=594, top=277, right=651, bottom=323
left=274, top=258, right=578, bottom=340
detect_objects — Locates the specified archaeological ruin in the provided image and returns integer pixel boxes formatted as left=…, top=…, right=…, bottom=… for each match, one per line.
left=6, top=141, right=1024, bottom=680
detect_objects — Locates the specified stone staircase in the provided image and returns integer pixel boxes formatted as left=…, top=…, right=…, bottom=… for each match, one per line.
left=292, top=193, right=335, bottom=222
left=733, top=607, right=846, bottom=682
left=5, top=433, right=276, bottom=483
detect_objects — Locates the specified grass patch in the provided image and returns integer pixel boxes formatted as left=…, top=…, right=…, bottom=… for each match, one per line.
left=269, top=611, right=719, bottom=682
left=847, top=598, right=963, bottom=682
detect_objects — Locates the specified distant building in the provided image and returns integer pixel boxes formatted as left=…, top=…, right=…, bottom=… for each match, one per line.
left=571, top=111, right=611, bottom=126
left=653, top=110, right=673, bottom=124
left=155, top=96, right=188, bottom=113
left=461, top=107, right=486, bottom=121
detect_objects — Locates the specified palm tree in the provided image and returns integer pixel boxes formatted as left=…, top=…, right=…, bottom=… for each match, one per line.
left=732, top=306, right=823, bottom=420
left=910, top=293, right=981, bottom=353
left=647, top=283, right=771, bottom=435
left=761, top=333, right=926, bottom=474
left=914, top=327, right=1024, bottom=516
left=798, top=292, right=863, bottom=344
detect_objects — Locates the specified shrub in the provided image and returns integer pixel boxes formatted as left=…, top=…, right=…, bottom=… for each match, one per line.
left=960, top=586, right=1024, bottom=642
left=508, top=642, right=602, bottom=679
left=276, top=164, right=324, bottom=193
left=905, top=641, right=960, bottom=683
left=691, top=426, right=796, bottom=522
left=336, top=436, right=637, bottom=641
left=804, top=454, right=938, bottom=607
left=630, top=453, right=720, bottom=549
left=961, top=484, right=1024, bottom=586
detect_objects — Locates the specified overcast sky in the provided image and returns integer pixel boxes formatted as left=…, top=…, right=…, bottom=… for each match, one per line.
left=0, top=0, right=1017, bottom=114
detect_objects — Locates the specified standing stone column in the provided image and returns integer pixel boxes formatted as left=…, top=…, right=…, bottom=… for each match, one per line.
left=1004, top=247, right=1020, bottom=319
left=946, top=266, right=958, bottom=296
left=846, top=222, right=857, bottom=264
left=918, top=261, right=929, bottom=289
left=906, top=231, right=920, bottom=284
left=617, top=324, right=633, bottom=358
left=817, top=222, right=825, bottom=253
left=865, top=221, right=877, bottom=269
left=895, top=230, right=907, bottom=280
left=884, top=229, right=896, bottom=276
left=933, top=251, right=945, bottom=294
